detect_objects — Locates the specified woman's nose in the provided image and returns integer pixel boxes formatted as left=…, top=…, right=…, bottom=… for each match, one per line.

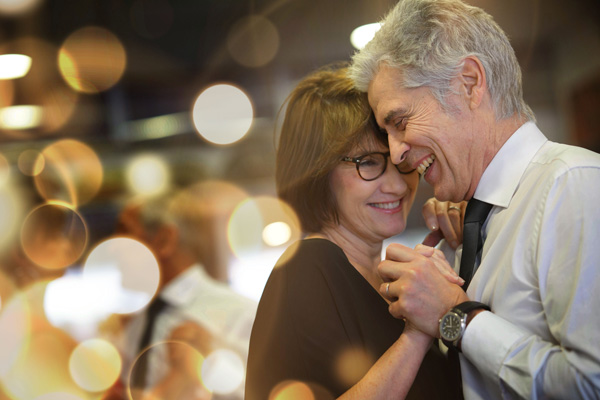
left=380, top=157, right=408, bottom=192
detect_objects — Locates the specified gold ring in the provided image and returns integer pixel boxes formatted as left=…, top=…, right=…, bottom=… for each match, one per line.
left=448, top=206, right=461, bottom=212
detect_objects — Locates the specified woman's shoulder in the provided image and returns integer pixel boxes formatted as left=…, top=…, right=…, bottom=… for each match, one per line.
left=276, top=238, right=346, bottom=271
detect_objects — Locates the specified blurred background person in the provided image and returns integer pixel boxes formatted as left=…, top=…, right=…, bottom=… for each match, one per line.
left=110, top=183, right=257, bottom=399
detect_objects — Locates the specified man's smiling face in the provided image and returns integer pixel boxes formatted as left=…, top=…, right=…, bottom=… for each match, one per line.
left=368, top=64, right=485, bottom=202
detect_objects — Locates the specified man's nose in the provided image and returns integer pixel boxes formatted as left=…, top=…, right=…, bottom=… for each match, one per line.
left=389, top=136, right=410, bottom=165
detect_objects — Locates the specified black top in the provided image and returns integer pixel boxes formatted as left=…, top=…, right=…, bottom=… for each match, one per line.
left=245, top=238, right=460, bottom=399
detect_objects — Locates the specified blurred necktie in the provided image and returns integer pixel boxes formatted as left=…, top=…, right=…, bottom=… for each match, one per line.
left=459, top=199, right=493, bottom=290
left=130, top=297, right=169, bottom=389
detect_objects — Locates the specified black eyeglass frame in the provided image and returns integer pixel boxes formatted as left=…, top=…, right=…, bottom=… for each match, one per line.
left=340, top=151, right=416, bottom=181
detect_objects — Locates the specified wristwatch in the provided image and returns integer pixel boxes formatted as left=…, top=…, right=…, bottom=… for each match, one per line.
left=439, top=301, right=490, bottom=351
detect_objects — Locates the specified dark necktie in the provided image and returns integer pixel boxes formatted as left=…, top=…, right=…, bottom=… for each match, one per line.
left=445, top=199, right=493, bottom=400
left=459, top=199, right=493, bottom=291
left=130, top=297, right=169, bottom=389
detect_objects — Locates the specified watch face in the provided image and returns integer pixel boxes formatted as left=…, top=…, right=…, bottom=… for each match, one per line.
left=440, top=313, right=462, bottom=341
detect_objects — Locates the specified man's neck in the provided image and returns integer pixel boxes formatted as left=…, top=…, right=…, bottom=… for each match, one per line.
left=160, top=252, right=196, bottom=287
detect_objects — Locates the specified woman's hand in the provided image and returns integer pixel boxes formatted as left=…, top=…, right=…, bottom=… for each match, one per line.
left=421, top=198, right=467, bottom=249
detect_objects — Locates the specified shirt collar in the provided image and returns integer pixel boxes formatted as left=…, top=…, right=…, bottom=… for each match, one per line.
left=160, top=264, right=210, bottom=306
left=473, top=122, right=547, bottom=208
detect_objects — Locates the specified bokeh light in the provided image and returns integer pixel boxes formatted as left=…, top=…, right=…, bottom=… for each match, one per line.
left=0, top=290, right=31, bottom=377
left=0, top=78, right=14, bottom=107
left=0, top=282, right=89, bottom=400
left=181, top=180, right=249, bottom=218
left=17, top=148, right=44, bottom=176
left=0, top=37, right=79, bottom=136
left=227, top=15, right=280, bottom=68
left=0, top=182, right=25, bottom=252
left=33, top=139, right=104, bottom=207
left=335, top=347, right=374, bottom=387
left=0, top=0, right=41, bottom=15
left=227, top=196, right=300, bottom=259
left=262, top=221, right=292, bottom=247
left=0, top=104, right=43, bottom=130
left=45, top=271, right=119, bottom=338
left=130, top=0, right=174, bottom=39
left=21, top=202, right=88, bottom=270
left=168, top=180, right=249, bottom=281
left=0, top=54, right=32, bottom=79
left=200, top=349, right=245, bottom=395
left=82, top=237, right=160, bottom=314
left=269, top=381, right=316, bottom=400
left=59, top=26, right=127, bottom=94
left=125, top=153, right=171, bottom=196
left=33, top=393, right=86, bottom=400
left=350, top=23, right=381, bottom=50
left=192, top=84, right=254, bottom=145
left=0, top=270, right=17, bottom=315
left=127, top=339, right=208, bottom=400
left=69, top=338, right=122, bottom=392
left=0, top=152, right=9, bottom=186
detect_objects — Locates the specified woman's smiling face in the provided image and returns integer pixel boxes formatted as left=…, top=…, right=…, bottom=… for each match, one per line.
left=329, top=139, right=419, bottom=244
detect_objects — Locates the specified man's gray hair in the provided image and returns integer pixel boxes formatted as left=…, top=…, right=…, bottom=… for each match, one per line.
left=349, top=0, right=535, bottom=121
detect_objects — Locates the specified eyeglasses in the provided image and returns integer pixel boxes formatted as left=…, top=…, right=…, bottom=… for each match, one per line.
left=341, top=152, right=416, bottom=181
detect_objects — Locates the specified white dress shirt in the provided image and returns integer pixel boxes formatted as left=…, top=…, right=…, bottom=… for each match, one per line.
left=122, top=265, right=257, bottom=396
left=458, top=122, right=600, bottom=399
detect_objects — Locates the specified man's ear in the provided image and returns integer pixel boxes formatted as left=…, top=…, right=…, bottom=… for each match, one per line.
left=459, top=56, right=487, bottom=110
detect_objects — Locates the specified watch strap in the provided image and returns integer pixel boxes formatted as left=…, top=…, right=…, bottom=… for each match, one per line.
left=441, top=301, right=490, bottom=351
left=454, top=301, right=491, bottom=315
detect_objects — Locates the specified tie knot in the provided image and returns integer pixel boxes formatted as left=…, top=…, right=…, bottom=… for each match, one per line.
left=464, top=199, right=493, bottom=224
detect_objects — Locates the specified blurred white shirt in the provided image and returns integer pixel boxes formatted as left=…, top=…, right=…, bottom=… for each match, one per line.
left=121, top=264, right=257, bottom=398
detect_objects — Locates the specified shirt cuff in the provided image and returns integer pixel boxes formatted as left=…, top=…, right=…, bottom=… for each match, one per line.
left=462, top=310, right=528, bottom=378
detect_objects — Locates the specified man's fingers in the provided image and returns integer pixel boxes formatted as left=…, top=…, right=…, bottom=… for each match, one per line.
left=447, top=201, right=465, bottom=244
left=422, top=198, right=439, bottom=231
left=422, top=198, right=465, bottom=249
left=434, top=200, right=458, bottom=248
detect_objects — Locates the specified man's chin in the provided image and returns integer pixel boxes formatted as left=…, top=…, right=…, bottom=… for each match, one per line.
left=432, top=187, right=461, bottom=203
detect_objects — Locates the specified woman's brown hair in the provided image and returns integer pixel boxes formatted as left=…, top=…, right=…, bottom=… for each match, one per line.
left=275, top=64, right=386, bottom=233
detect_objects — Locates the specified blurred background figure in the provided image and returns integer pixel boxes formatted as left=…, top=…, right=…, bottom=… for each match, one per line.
left=108, top=183, right=257, bottom=400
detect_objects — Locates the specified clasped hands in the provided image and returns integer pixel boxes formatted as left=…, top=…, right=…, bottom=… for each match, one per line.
left=379, top=199, right=471, bottom=338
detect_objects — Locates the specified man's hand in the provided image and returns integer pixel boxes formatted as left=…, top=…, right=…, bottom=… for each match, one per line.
left=379, top=243, right=469, bottom=337
left=422, top=198, right=466, bottom=249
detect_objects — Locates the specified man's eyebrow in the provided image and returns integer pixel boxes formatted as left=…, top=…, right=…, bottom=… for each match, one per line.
left=383, top=109, right=407, bottom=125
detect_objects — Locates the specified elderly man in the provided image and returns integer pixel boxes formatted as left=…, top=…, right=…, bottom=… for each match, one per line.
left=350, top=0, right=600, bottom=398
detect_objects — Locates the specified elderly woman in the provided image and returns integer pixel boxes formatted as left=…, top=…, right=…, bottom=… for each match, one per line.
left=245, top=66, right=463, bottom=399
